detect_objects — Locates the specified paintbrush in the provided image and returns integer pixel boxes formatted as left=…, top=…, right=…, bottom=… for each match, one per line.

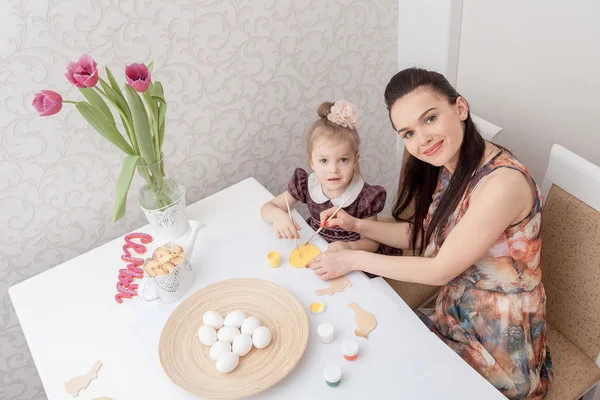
left=284, top=193, right=300, bottom=255
left=303, top=194, right=352, bottom=246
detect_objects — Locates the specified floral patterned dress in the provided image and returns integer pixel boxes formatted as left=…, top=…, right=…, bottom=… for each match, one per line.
left=417, top=150, right=552, bottom=399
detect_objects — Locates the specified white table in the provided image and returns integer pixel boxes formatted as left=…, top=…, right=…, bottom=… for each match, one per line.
left=10, top=178, right=505, bottom=399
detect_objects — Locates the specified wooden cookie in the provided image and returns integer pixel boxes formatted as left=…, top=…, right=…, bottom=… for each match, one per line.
left=315, top=276, right=352, bottom=296
left=348, top=302, right=376, bottom=339
left=64, top=361, right=102, bottom=397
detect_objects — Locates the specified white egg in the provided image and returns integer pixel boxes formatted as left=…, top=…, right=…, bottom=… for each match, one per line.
left=232, top=334, right=253, bottom=356
left=224, top=310, right=247, bottom=328
left=241, top=316, right=261, bottom=336
left=217, top=326, right=240, bottom=343
left=216, top=352, right=239, bottom=374
left=252, top=326, right=272, bottom=349
left=209, top=340, right=231, bottom=361
left=198, top=325, right=217, bottom=346
left=202, top=310, right=224, bottom=329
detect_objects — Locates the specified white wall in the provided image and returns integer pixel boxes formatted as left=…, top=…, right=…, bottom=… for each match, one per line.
left=396, top=0, right=464, bottom=163
left=457, top=1, right=600, bottom=182
left=397, top=0, right=462, bottom=85
left=0, top=1, right=397, bottom=397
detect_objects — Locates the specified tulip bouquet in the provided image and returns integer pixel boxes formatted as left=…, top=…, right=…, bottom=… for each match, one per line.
left=33, top=54, right=172, bottom=222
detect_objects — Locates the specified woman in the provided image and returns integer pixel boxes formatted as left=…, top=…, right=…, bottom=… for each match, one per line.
left=308, top=68, right=552, bottom=399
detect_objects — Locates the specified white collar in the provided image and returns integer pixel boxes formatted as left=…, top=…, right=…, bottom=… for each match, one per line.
left=307, top=172, right=365, bottom=206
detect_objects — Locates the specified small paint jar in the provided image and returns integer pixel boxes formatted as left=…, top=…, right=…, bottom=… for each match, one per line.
left=309, top=301, right=325, bottom=315
left=323, top=364, right=342, bottom=387
left=341, top=340, right=359, bottom=361
left=267, top=251, right=280, bottom=267
left=317, top=322, right=334, bottom=344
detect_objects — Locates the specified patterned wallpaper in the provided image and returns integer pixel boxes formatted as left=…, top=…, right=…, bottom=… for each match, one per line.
left=0, top=0, right=398, bottom=397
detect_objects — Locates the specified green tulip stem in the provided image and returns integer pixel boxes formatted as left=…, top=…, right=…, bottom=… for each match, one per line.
left=92, top=87, right=140, bottom=155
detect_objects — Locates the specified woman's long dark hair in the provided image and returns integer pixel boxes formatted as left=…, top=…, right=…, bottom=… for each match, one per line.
left=384, top=68, right=485, bottom=255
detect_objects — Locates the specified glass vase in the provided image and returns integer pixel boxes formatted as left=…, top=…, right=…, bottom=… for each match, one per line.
left=137, top=156, right=189, bottom=241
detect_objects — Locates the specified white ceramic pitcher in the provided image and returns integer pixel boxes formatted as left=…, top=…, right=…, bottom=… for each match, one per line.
left=141, top=220, right=204, bottom=304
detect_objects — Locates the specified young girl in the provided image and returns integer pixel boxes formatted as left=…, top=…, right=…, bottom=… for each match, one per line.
left=260, top=100, right=387, bottom=253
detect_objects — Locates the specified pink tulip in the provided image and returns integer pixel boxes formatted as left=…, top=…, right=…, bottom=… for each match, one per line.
left=125, top=63, right=151, bottom=92
left=32, top=90, right=63, bottom=116
left=65, top=53, right=99, bottom=88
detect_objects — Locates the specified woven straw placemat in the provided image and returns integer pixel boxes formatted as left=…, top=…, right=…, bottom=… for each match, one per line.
left=159, top=278, right=309, bottom=399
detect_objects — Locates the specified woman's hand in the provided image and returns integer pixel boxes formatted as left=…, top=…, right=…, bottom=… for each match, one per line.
left=319, top=207, right=359, bottom=232
left=326, top=241, right=352, bottom=251
left=307, top=248, right=358, bottom=280
left=272, top=212, right=301, bottom=239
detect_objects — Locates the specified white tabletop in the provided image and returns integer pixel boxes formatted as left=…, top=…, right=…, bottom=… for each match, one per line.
left=10, top=177, right=504, bottom=399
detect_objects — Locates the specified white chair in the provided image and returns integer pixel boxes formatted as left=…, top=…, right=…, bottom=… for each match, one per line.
left=471, top=113, right=502, bottom=142
left=541, top=144, right=600, bottom=209
left=540, top=144, right=600, bottom=400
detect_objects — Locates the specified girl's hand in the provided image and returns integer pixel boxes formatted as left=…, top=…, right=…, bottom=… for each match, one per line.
left=327, top=241, right=352, bottom=252
left=319, top=207, right=359, bottom=232
left=307, top=249, right=358, bottom=280
left=272, top=212, right=301, bottom=239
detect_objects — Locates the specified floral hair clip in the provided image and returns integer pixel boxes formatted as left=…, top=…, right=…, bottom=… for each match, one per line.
left=327, top=100, right=358, bottom=130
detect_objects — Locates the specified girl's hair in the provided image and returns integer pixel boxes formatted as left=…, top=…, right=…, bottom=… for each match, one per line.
left=384, top=68, right=485, bottom=255
left=306, top=102, right=361, bottom=161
